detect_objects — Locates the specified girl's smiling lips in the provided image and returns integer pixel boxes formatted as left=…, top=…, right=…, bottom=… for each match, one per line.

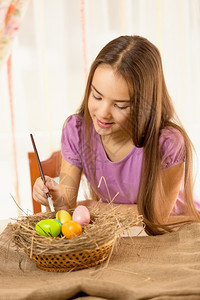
left=97, top=119, right=114, bottom=128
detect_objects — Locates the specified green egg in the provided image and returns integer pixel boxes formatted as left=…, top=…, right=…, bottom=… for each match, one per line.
left=35, top=219, right=61, bottom=237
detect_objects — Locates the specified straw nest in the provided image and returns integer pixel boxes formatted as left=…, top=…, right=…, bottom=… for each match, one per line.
left=6, top=205, right=143, bottom=271
left=9, top=206, right=143, bottom=256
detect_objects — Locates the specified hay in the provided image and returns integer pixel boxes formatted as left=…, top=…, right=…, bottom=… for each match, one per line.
left=9, top=205, right=143, bottom=256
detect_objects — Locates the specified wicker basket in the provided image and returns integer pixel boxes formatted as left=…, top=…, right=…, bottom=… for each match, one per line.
left=28, top=238, right=114, bottom=272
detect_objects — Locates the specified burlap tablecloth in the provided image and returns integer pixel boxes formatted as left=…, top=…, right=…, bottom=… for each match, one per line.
left=0, top=222, right=200, bottom=300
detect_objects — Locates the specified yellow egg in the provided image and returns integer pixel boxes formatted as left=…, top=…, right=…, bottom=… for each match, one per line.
left=56, top=210, right=72, bottom=224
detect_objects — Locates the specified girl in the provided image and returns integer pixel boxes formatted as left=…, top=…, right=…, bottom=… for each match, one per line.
left=33, top=35, right=200, bottom=235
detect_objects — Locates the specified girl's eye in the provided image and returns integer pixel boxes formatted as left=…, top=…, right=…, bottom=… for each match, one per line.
left=114, top=104, right=129, bottom=110
left=92, top=93, right=102, bottom=100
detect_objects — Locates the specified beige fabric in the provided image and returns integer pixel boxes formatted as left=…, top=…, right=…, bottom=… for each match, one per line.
left=0, top=223, right=200, bottom=300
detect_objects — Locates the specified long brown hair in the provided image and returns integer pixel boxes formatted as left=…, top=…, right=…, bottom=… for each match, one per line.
left=77, top=35, right=200, bottom=235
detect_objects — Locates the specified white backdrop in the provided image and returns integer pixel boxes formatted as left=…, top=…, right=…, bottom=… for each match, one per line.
left=0, top=0, right=200, bottom=220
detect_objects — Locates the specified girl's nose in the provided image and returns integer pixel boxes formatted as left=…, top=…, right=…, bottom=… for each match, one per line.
left=98, top=102, right=112, bottom=119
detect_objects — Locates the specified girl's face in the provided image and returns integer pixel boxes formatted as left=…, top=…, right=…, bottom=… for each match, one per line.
left=88, top=64, right=131, bottom=139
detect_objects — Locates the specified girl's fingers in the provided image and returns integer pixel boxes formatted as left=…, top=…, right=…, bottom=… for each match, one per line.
left=33, top=188, right=48, bottom=205
left=45, top=177, right=59, bottom=191
left=33, top=177, right=50, bottom=206
left=33, top=183, right=48, bottom=199
left=33, top=176, right=60, bottom=207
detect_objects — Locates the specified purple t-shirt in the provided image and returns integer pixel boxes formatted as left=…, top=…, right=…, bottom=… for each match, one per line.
left=61, top=114, right=199, bottom=215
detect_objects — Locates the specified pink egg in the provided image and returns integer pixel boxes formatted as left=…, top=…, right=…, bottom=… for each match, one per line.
left=72, top=205, right=90, bottom=226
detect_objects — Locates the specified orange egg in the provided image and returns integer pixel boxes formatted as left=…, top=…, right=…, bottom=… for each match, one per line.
left=62, top=220, right=82, bottom=239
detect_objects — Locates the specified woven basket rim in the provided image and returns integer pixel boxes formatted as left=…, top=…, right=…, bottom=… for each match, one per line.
left=28, top=237, right=115, bottom=257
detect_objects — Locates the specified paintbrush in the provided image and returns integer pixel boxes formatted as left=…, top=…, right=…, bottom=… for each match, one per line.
left=30, top=133, right=54, bottom=212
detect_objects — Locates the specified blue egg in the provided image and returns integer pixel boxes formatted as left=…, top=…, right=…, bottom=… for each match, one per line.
left=55, top=219, right=62, bottom=227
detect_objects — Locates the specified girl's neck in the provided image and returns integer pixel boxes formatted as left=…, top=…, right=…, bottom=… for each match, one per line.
left=101, top=134, right=134, bottom=162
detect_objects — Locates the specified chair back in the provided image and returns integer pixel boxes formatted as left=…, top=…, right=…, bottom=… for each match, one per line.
left=28, top=151, right=62, bottom=213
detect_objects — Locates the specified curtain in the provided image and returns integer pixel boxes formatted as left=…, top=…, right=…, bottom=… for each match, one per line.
left=0, top=0, right=30, bottom=218
left=0, top=0, right=30, bottom=68
left=0, top=0, right=200, bottom=220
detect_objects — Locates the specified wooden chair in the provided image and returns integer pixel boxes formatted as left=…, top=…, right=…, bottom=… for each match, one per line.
left=28, top=151, right=62, bottom=213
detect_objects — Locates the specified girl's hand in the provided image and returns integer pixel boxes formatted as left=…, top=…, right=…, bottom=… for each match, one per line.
left=33, top=176, right=65, bottom=210
left=33, top=159, right=82, bottom=211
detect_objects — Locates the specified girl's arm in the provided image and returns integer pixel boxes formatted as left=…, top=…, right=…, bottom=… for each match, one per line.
left=78, top=199, right=139, bottom=215
left=55, top=157, right=82, bottom=210
left=154, top=162, right=186, bottom=223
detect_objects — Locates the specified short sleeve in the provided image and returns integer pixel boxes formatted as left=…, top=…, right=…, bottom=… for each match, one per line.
left=61, top=114, right=83, bottom=169
left=159, top=127, right=186, bottom=169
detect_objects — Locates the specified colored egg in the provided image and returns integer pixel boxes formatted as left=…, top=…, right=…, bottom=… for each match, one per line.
left=56, top=210, right=72, bottom=224
left=62, top=220, right=82, bottom=239
left=72, top=205, right=90, bottom=226
left=35, top=219, right=61, bottom=237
